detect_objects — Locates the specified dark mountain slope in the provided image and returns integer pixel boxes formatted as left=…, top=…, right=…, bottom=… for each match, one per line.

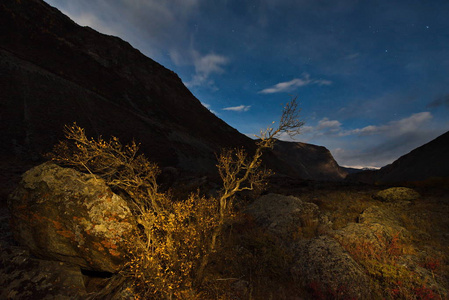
left=272, top=140, right=347, bottom=181
left=0, top=0, right=251, bottom=173
left=0, top=0, right=345, bottom=181
left=348, top=130, right=449, bottom=183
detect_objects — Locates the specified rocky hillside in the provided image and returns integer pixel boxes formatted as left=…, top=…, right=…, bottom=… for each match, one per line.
left=348, top=130, right=449, bottom=184
left=0, top=0, right=345, bottom=182
left=271, top=140, right=347, bottom=181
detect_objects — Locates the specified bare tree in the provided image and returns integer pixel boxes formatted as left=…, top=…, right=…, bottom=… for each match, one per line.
left=195, top=97, right=304, bottom=286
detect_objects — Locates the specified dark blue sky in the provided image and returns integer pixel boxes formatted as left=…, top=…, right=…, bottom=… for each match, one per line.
left=45, top=0, right=449, bottom=168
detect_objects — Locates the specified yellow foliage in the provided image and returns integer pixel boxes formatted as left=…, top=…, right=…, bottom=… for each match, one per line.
left=49, top=97, right=303, bottom=299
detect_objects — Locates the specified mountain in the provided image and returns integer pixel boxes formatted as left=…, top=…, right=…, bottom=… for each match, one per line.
left=348, top=130, right=449, bottom=183
left=0, top=0, right=250, bottom=175
left=0, top=0, right=344, bottom=181
left=341, top=166, right=379, bottom=175
left=271, top=140, right=347, bottom=181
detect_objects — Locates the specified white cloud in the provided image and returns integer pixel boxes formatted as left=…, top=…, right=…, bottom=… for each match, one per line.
left=299, top=112, right=433, bottom=139
left=317, top=118, right=342, bottom=132
left=295, top=112, right=436, bottom=168
left=344, top=112, right=433, bottom=137
left=222, top=105, right=251, bottom=112
left=259, top=73, right=332, bottom=94
left=194, top=52, right=228, bottom=76
left=184, top=51, right=230, bottom=89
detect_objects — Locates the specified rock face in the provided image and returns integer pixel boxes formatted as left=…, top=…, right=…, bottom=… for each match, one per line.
left=0, top=246, right=87, bottom=299
left=271, top=140, right=347, bottom=181
left=0, top=0, right=345, bottom=182
left=8, top=162, right=137, bottom=273
left=348, top=130, right=449, bottom=183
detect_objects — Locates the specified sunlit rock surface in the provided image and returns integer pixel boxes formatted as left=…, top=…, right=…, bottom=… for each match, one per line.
left=8, top=162, right=137, bottom=273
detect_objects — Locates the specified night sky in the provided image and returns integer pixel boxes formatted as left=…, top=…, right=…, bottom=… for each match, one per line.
left=44, top=0, right=449, bottom=168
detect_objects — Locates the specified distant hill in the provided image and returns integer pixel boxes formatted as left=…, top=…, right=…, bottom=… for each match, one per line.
left=0, top=0, right=345, bottom=181
left=348, top=131, right=449, bottom=184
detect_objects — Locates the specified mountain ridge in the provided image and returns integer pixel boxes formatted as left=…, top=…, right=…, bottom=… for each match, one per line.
left=0, top=0, right=345, bottom=181
left=347, top=130, right=449, bottom=183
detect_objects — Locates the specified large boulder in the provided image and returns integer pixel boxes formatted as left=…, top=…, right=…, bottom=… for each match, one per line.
left=244, top=193, right=320, bottom=240
left=291, top=236, right=373, bottom=299
left=8, top=162, right=137, bottom=273
left=373, top=187, right=420, bottom=202
left=331, top=204, right=447, bottom=298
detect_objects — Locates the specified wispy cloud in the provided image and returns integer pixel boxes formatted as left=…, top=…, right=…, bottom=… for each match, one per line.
left=181, top=50, right=229, bottom=89
left=46, top=0, right=200, bottom=61
left=291, top=112, right=436, bottom=168
left=259, top=73, right=332, bottom=94
left=222, top=105, right=251, bottom=112
left=300, top=112, right=432, bottom=139
left=69, top=12, right=119, bottom=36
left=317, top=118, right=342, bottom=133
left=343, top=112, right=433, bottom=137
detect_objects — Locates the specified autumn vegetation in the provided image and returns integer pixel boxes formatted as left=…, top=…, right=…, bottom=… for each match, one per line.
left=47, top=98, right=449, bottom=299
left=49, top=99, right=304, bottom=299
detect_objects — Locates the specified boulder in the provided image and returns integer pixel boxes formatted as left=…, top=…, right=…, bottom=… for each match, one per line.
left=331, top=204, right=447, bottom=298
left=373, top=187, right=420, bottom=202
left=291, top=236, right=373, bottom=299
left=8, top=162, right=137, bottom=273
left=244, top=193, right=320, bottom=240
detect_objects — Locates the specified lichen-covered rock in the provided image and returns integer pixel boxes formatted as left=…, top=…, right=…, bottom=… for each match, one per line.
left=0, top=246, right=87, bottom=299
left=373, top=187, right=420, bottom=202
left=358, top=205, right=403, bottom=226
left=331, top=204, right=447, bottom=298
left=8, top=162, right=137, bottom=273
left=245, top=193, right=320, bottom=240
left=291, top=236, right=373, bottom=299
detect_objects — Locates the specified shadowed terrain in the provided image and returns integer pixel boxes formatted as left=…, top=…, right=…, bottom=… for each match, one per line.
left=348, top=130, right=449, bottom=184
left=2, top=0, right=449, bottom=299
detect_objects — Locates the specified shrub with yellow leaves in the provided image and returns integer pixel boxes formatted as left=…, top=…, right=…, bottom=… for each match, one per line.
left=49, top=98, right=303, bottom=299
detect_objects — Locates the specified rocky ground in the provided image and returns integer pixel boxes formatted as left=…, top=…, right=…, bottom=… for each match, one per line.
left=1, top=160, right=449, bottom=299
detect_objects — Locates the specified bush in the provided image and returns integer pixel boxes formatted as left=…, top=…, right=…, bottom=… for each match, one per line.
left=49, top=99, right=303, bottom=299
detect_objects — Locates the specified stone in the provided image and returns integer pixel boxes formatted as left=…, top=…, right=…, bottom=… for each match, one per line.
left=244, top=193, right=320, bottom=240
left=8, top=162, right=138, bottom=273
left=373, top=187, right=420, bottom=202
left=0, top=246, right=87, bottom=299
left=291, top=236, right=372, bottom=299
